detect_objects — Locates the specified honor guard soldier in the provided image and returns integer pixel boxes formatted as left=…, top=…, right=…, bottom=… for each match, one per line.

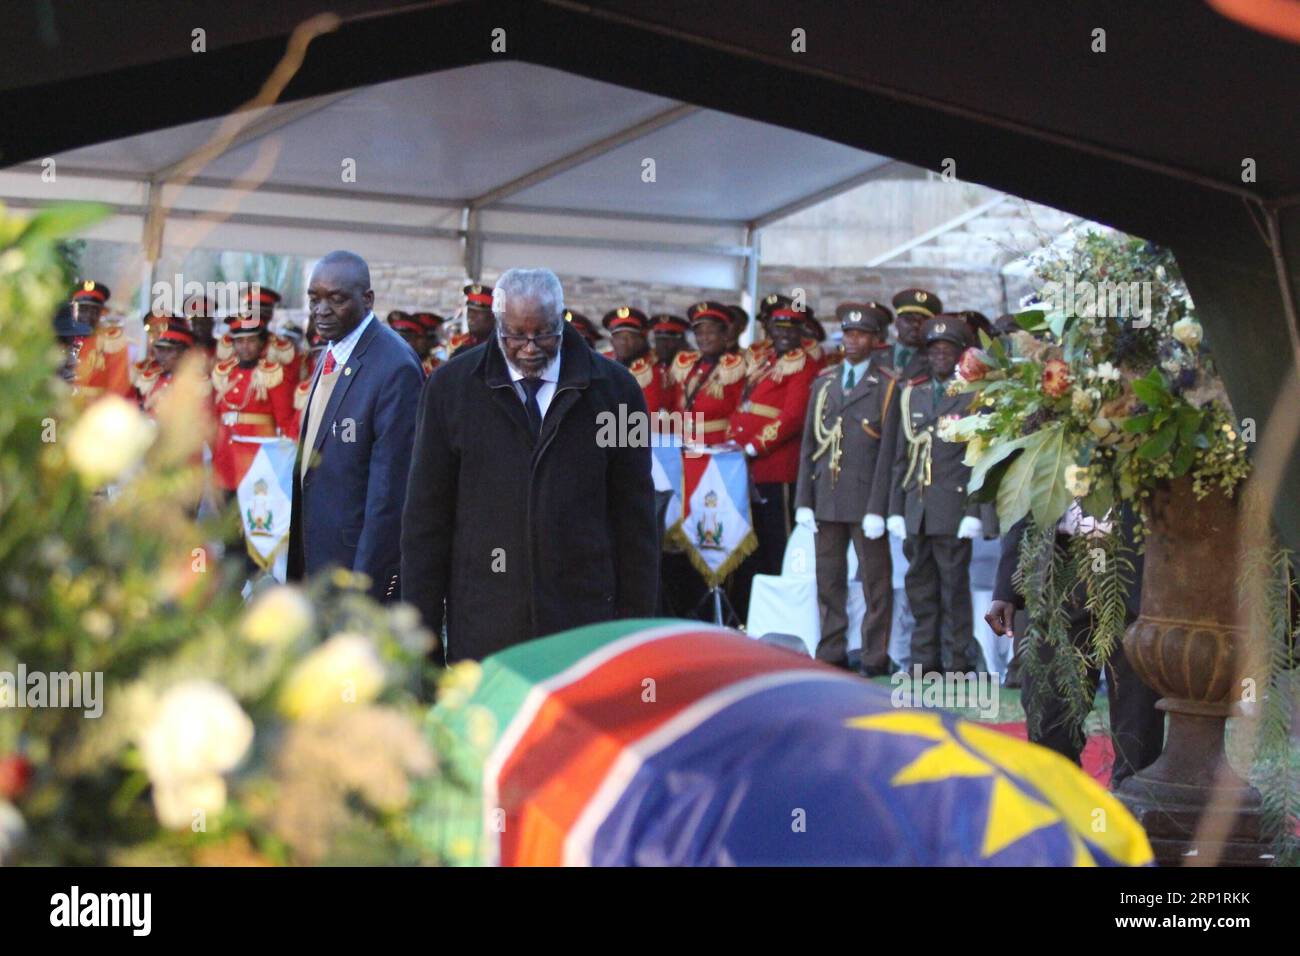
left=724, top=304, right=749, bottom=356
left=71, top=281, right=134, bottom=400
left=669, top=301, right=748, bottom=445
left=293, top=322, right=327, bottom=431
left=387, top=310, right=428, bottom=363
left=447, top=283, right=495, bottom=356
left=130, top=311, right=168, bottom=392
left=728, top=304, right=820, bottom=576
left=135, top=317, right=195, bottom=414
left=890, top=287, right=942, bottom=382
left=210, top=309, right=300, bottom=495
left=603, top=306, right=664, bottom=412
left=216, top=287, right=291, bottom=365
left=412, top=311, right=446, bottom=373
left=54, top=304, right=92, bottom=383
left=794, top=302, right=901, bottom=674
left=650, top=313, right=689, bottom=405
left=564, top=309, right=604, bottom=350
left=886, top=315, right=991, bottom=674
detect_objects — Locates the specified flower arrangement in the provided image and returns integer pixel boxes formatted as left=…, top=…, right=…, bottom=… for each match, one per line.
left=949, top=231, right=1250, bottom=530
left=0, top=203, right=443, bottom=866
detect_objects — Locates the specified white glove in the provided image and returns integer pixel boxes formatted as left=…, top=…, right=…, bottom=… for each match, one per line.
left=744, top=442, right=758, bottom=458
left=795, top=507, right=817, bottom=533
left=957, top=516, right=983, bottom=540
left=861, top=514, right=885, bottom=539
left=887, top=515, right=907, bottom=540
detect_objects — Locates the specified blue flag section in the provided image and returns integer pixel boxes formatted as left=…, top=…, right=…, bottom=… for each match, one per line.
left=584, top=675, right=1153, bottom=867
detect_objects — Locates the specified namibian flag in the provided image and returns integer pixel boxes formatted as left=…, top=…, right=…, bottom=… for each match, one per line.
left=418, top=620, right=1152, bottom=867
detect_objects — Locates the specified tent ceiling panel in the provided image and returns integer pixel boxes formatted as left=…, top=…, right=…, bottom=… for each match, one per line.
left=506, top=108, right=891, bottom=220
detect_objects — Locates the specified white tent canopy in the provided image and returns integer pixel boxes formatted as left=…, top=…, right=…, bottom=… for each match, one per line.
left=0, top=61, right=897, bottom=299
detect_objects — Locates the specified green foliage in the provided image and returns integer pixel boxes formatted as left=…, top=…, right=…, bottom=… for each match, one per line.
left=0, top=202, right=440, bottom=866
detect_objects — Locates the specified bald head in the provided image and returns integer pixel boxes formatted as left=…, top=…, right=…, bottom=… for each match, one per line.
left=309, top=250, right=375, bottom=342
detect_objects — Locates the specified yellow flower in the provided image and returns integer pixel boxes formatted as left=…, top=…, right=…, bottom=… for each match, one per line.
left=66, top=395, right=155, bottom=485
left=437, top=660, right=483, bottom=711
left=279, top=633, right=385, bottom=720
left=1065, top=464, right=1092, bottom=498
left=240, top=585, right=314, bottom=647
left=1171, top=317, right=1202, bottom=350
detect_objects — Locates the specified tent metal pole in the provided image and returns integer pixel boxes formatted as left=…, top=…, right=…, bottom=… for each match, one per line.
left=1263, top=205, right=1300, bottom=374
left=743, top=225, right=761, bottom=342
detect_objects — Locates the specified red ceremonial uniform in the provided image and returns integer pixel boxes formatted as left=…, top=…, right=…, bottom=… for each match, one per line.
left=75, top=325, right=134, bottom=399
left=728, top=346, right=819, bottom=483
left=210, top=356, right=299, bottom=491
left=446, top=331, right=481, bottom=357
left=624, top=353, right=665, bottom=413
left=669, top=350, right=747, bottom=444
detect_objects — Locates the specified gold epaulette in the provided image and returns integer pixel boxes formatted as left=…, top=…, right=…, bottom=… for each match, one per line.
left=627, top=354, right=654, bottom=389
left=293, top=379, right=311, bottom=411
left=771, top=348, right=808, bottom=381
left=215, top=334, right=233, bottom=362
left=130, top=358, right=159, bottom=388
left=210, top=357, right=238, bottom=396
left=802, top=338, right=823, bottom=363
left=267, top=334, right=297, bottom=365
left=714, top=352, right=747, bottom=387
left=668, top=350, right=701, bottom=385
left=99, top=325, right=127, bottom=354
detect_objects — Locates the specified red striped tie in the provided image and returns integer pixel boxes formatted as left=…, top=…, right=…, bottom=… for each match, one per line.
left=322, top=350, right=336, bottom=375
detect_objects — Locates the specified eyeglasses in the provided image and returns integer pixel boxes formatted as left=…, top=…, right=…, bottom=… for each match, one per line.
left=498, top=330, right=562, bottom=350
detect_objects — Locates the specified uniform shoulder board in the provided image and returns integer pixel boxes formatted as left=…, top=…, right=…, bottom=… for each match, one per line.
left=267, top=335, right=297, bottom=365
left=253, top=358, right=284, bottom=391
left=815, top=364, right=839, bottom=378
left=99, top=325, right=127, bottom=353
left=715, top=352, right=747, bottom=386
left=627, top=354, right=654, bottom=389
left=215, top=334, right=233, bottom=361
left=668, top=350, right=699, bottom=385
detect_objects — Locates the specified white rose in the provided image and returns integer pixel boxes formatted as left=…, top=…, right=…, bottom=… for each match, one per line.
left=1065, top=464, right=1092, bottom=498
left=279, top=633, right=386, bottom=720
left=1071, top=388, right=1093, bottom=414
left=151, top=775, right=228, bottom=830
left=140, top=680, right=253, bottom=785
left=1171, top=317, right=1202, bottom=350
left=240, top=585, right=314, bottom=647
left=66, top=395, right=156, bottom=485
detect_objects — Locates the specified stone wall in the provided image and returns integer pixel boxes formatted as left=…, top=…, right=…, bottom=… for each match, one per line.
left=368, top=262, right=1009, bottom=328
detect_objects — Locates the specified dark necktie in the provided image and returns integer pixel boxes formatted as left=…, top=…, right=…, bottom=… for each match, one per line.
left=521, top=377, right=544, bottom=438
left=844, top=366, right=856, bottom=391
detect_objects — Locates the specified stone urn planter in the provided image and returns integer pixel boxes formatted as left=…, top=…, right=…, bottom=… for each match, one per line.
left=1116, top=476, right=1270, bottom=865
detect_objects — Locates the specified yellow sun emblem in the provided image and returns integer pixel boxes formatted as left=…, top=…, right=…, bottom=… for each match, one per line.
left=845, top=711, right=1152, bottom=865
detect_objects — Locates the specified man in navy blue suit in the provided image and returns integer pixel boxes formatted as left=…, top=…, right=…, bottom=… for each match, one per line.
left=288, top=250, right=424, bottom=602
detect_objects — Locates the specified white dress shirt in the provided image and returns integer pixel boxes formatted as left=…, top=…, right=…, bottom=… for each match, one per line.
left=507, top=346, right=563, bottom=419
left=322, top=310, right=376, bottom=372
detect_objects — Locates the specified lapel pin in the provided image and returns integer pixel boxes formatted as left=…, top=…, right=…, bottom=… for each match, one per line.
left=344, top=367, right=352, bottom=376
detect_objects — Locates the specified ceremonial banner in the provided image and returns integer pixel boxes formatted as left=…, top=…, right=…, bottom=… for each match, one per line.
left=415, top=620, right=1154, bottom=867
left=235, top=437, right=295, bottom=578
left=649, top=441, right=683, bottom=536
left=671, top=447, right=755, bottom=586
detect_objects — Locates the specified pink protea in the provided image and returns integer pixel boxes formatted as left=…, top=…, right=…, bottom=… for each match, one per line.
left=1041, top=359, right=1072, bottom=398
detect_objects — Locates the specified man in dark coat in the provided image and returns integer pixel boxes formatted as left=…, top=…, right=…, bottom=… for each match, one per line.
left=986, top=511, right=1164, bottom=788
left=401, top=268, right=659, bottom=664
left=288, top=251, right=424, bottom=602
